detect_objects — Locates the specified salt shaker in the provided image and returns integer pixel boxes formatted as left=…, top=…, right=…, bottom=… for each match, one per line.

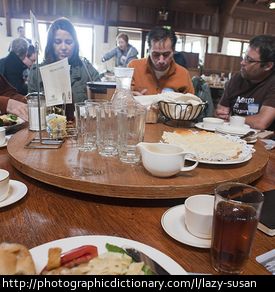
left=27, top=92, right=47, bottom=131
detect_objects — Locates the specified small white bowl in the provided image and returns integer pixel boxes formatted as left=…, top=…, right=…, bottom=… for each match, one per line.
left=0, top=169, right=9, bottom=202
left=185, top=195, right=214, bottom=239
left=203, top=117, right=224, bottom=130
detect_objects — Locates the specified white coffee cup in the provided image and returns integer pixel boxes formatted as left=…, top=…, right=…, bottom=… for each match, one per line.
left=0, top=127, right=6, bottom=145
left=137, top=142, right=199, bottom=177
left=203, top=117, right=224, bottom=130
left=185, top=194, right=214, bottom=239
left=230, top=116, right=245, bottom=128
left=0, top=169, right=10, bottom=202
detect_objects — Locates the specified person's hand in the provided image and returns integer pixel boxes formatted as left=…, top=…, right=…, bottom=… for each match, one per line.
left=101, top=57, right=105, bottom=63
left=132, top=89, right=147, bottom=96
left=214, top=104, right=230, bottom=121
left=6, top=99, right=28, bottom=122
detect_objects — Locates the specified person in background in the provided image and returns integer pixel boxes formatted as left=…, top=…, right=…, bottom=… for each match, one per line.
left=215, top=34, right=275, bottom=131
left=0, top=38, right=29, bottom=95
left=28, top=17, right=101, bottom=105
left=128, top=26, right=194, bottom=96
left=173, top=51, right=187, bottom=69
left=0, top=74, right=28, bottom=121
left=102, top=33, right=138, bottom=68
left=22, top=45, right=36, bottom=84
left=8, top=26, right=32, bottom=52
left=17, top=26, right=32, bottom=44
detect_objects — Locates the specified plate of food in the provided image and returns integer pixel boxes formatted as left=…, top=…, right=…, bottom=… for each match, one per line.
left=29, top=235, right=187, bottom=275
left=162, top=130, right=255, bottom=165
left=0, top=114, right=24, bottom=130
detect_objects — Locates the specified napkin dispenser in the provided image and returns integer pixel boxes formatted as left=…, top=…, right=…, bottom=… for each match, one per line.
left=87, top=82, right=116, bottom=102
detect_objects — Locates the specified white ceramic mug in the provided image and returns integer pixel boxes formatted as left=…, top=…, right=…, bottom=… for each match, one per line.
left=203, top=117, right=224, bottom=130
left=185, top=194, right=214, bottom=239
left=137, top=142, right=199, bottom=177
left=0, top=127, right=6, bottom=145
left=230, top=116, right=245, bottom=128
left=0, top=169, right=9, bottom=202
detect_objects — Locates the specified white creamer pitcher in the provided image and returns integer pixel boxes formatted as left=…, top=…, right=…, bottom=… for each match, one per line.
left=137, top=142, right=199, bottom=177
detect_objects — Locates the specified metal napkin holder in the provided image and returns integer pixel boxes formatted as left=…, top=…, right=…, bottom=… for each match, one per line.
left=25, top=42, right=63, bottom=149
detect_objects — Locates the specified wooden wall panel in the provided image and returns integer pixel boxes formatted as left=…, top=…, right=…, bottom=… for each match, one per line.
left=266, top=22, right=275, bottom=35
left=137, top=7, right=156, bottom=25
left=202, top=53, right=242, bottom=76
left=119, top=5, right=137, bottom=23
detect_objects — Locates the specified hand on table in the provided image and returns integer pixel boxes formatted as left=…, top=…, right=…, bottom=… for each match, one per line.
left=132, top=89, right=147, bottom=96
left=214, top=104, right=230, bottom=122
left=7, top=99, right=28, bottom=122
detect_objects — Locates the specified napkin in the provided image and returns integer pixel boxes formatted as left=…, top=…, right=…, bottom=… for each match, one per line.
left=134, top=92, right=202, bottom=107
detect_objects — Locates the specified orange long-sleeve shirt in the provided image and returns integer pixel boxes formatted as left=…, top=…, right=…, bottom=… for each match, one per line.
left=128, top=57, right=194, bottom=95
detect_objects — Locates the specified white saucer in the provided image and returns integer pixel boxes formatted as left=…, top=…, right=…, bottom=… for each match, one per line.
left=195, top=122, right=216, bottom=132
left=161, top=204, right=211, bottom=249
left=0, top=180, right=28, bottom=208
left=0, top=136, right=10, bottom=148
left=216, top=124, right=256, bottom=136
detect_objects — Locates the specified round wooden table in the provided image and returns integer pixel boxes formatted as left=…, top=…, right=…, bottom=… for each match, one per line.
left=7, top=124, right=269, bottom=199
left=1, top=124, right=274, bottom=275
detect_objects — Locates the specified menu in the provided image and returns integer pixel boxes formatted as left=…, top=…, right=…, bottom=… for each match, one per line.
left=39, top=58, right=72, bottom=107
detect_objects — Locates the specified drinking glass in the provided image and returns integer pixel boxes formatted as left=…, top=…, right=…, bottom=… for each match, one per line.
left=118, top=107, right=146, bottom=163
left=96, top=103, right=118, bottom=157
left=75, top=102, right=97, bottom=151
left=211, top=182, right=264, bottom=274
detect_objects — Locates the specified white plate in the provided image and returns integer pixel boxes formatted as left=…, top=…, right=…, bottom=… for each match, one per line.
left=195, top=122, right=216, bottom=132
left=0, top=180, right=28, bottom=208
left=187, top=153, right=252, bottom=165
left=215, top=124, right=257, bottom=136
left=161, top=204, right=211, bottom=249
left=3, top=117, right=24, bottom=131
left=195, top=122, right=257, bottom=137
left=29, top=235, right=187, bottom=275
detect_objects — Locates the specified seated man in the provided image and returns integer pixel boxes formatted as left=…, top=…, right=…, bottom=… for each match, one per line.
left=0, top=38, right=29, bottom=95
left=0, top=74, right=28, bottom=121
left=128, top=26, right=194, bottom=96
left=215, top=34, right=275, bottom=131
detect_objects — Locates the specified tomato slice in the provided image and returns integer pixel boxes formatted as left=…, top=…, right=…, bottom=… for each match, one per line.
left=41, top=245, right=98, bottom=273
left=60, top=245, right=98, bottom=268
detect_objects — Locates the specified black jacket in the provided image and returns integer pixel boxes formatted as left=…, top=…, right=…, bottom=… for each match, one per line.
left=0, top=52, right=28, bottom=95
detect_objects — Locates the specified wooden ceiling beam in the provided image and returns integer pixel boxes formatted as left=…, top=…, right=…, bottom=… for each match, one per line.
left=217, top=0, right=240, bottom=52
left=2, top=0, right=11, bottom=36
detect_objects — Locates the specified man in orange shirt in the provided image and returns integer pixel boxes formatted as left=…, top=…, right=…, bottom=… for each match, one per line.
left=128, top=26, right=194, bottom=96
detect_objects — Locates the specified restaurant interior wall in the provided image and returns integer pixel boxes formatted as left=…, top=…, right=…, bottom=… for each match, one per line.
left=1, top=0, right=274, bottom=75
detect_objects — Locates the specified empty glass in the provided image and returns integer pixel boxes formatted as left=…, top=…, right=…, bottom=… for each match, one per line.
left=96, top=103, right=118, bottom=157
left=118, top=107, right=146, bottom=163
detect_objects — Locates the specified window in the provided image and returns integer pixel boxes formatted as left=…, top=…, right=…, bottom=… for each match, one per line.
left=176, top=34, right=207, bottom=61
left=227, top=40, right=249, bottom=57
left=74, top=26, right=93, bottom=62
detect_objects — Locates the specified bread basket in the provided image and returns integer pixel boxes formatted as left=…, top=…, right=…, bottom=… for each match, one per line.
left=158, top=100, right=207, bottom=121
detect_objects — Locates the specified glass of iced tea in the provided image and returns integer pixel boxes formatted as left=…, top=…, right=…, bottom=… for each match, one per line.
left=211, top=182, right=264, bottom=275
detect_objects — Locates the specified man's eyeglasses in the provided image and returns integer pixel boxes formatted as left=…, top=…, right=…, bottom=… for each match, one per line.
left=242, top=53, right=262, bottom=64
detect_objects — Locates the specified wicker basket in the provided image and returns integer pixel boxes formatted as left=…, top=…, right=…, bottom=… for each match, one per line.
left=158, top=101, right=207, bottom=121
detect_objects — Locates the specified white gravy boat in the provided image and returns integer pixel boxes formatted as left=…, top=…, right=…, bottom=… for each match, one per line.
left=137, top=142, right=199, bottom=177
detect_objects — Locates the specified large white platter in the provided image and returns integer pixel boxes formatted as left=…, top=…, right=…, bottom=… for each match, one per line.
left=29, top=235, right=187, bottom=275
